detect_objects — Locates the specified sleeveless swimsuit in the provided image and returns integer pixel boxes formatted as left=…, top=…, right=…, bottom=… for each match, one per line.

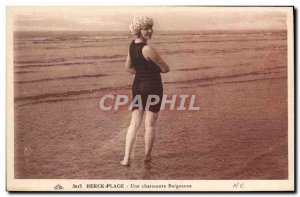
left=129, top=40, right=163, bottom=113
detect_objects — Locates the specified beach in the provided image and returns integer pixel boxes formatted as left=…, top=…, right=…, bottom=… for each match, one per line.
left=13, top=30, right=288, bottom=179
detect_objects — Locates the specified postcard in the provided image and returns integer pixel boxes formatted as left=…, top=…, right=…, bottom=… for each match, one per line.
left=6, top=6, right=294, bottom=192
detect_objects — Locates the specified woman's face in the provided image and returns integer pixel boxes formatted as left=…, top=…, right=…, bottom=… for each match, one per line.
left=139, top=25, right=153, bottom=40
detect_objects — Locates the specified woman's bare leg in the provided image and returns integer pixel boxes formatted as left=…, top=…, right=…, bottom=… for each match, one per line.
left=120, top=110, right=144, bottom=165
left=144, top=110, right=158, bottom=161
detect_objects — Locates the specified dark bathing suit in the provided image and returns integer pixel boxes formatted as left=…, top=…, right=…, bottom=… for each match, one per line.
left=129, top=40, right=163, bottom=113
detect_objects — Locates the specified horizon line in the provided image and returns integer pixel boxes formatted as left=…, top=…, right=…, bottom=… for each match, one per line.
left=13, top=28, right=287, bottom=32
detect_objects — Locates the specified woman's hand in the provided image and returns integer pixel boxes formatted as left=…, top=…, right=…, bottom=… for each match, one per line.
left=142, top=45, right=170, bottom=73
left=125, top=52, right=136, bottom=74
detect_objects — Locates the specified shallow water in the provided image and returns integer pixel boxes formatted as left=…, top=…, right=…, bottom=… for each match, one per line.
left=14, top=30, right=288, bottom=179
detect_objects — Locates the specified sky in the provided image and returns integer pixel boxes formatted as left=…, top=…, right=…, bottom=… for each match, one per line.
left=9, top=7, right=289, bottom=31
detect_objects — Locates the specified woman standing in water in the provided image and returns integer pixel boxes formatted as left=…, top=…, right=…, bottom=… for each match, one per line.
left=120, top=16, right=170, bottom=166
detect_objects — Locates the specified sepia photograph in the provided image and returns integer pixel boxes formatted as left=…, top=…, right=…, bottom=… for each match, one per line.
left=6, top=6, right=294, bottom=191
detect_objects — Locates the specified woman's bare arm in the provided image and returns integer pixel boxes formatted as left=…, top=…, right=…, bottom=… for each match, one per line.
left=125, top=52, right=136, bottom=74
left=142, top=45, right=170, bottom=73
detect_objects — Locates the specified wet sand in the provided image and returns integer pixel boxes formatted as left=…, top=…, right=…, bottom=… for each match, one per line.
left=14, top=77, right=288, bottom=179
left=14, top=30, right=288, bottom=179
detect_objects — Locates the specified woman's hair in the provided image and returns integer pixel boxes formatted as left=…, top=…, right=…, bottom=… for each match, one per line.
left=129, top=16, right=154, bottom=35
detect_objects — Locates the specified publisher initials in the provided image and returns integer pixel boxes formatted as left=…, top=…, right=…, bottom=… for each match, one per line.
left=233, top=182, right=244, bottom=189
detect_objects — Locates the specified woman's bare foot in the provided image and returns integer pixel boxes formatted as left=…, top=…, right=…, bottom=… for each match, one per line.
left=120, top=158, right=130, bottom=166
left=144, top=155, right=152, bottom=162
